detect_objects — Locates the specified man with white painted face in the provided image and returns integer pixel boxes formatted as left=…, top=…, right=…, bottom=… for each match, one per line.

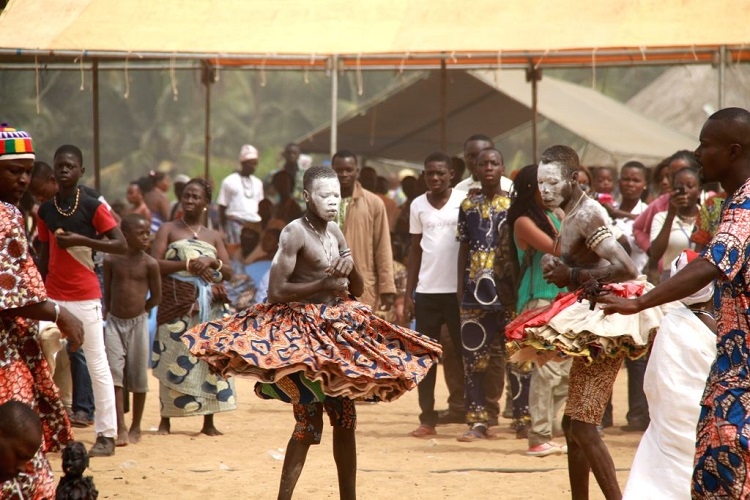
left=181, top=166, right=442, bottom=500
left=508, top=145, right=665, bottom=499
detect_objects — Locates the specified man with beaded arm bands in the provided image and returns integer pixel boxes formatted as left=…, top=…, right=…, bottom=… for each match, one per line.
left=506, top=145, right=666, bottom=499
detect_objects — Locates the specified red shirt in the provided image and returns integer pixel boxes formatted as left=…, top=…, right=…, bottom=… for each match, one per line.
left=37, top=190, right=117, bottom=300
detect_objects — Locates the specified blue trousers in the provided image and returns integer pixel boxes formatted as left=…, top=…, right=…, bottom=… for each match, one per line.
left=68, top=344, right=95, bottom=418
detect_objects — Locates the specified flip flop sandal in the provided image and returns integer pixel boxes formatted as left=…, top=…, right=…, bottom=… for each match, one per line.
left=409, top=424, right=437, bottom=438
left=457, top=427, right=488, bottom=442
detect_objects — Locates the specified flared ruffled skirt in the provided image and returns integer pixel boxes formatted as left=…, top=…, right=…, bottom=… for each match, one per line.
left=182, top=300, right=442, bottom=404
left=506, top=279, right=671, bottom=364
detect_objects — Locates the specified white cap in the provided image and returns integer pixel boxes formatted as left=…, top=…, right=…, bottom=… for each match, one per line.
left=173, top=174, right=191, bottom=185
left=239, top=144, right=258, bottom=162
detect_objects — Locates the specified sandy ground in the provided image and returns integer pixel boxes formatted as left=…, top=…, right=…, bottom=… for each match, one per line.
left=49, top=366, right=642, bottom=499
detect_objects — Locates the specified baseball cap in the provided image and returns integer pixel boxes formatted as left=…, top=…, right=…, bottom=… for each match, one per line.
left=173, top=174, right=191, bottom=185
left=239, top=144, right=258, bottom=162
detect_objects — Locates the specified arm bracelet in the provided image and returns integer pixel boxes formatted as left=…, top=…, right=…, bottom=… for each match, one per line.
left=52, top=301, right=60, bottom=324
left=570, top=267, right=582, bottom=288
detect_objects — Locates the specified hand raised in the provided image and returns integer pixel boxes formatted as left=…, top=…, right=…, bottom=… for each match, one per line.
left=327, top=256, right=354, bottom=278
left=54, top=230, right=83, bottom=249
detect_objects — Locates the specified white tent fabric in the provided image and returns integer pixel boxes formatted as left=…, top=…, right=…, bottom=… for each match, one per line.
left=471, top=70, right=697, bottom=162
left=0, top=0, right=748, bottom=58
left=627, top=64, right=750, bottom=137
left=298, top=70, right=696, bottom=165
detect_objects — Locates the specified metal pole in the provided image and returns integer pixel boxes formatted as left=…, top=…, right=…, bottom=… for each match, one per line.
left=203, top=64, right=212, bottom=181
left=718, top=46, right=726, bottom=110
left=440, top=59, right=447, bottom=151
left=92, top=60, right=101, bottom=192
left=330, top=55, right=338, bottom=156
left=527, top=65, right=541, bottom=164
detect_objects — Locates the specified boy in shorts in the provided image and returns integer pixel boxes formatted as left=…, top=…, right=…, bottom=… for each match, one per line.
left=103, top=213, right=162, bottom=446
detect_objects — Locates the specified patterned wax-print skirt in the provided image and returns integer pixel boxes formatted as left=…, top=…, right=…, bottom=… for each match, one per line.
left=506, top=277, right=673, bottom=365
left=182, top=300, right=442, bottom=404
left=152, top=310, right=237, bottom=417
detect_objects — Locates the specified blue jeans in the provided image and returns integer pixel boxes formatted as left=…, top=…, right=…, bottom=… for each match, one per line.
left=68, top=344, right=95, bottom=419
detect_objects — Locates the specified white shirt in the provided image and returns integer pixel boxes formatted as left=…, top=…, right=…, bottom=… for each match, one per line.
left=650, top=210, right=695, bottom=271
left=409, top=189, right=465, bottom=293
left=613, top=200, right=649, bottom=273
left=454, top=175, right=514, bottom=194
left=216, top=172, right=264, bottom=222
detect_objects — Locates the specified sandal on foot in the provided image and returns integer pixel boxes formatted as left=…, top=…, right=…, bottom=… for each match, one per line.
left=457, top=426, right=495, bottom=442
left=409, top=424, right=437, bottom=438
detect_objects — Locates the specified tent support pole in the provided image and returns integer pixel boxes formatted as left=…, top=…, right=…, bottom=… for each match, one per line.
left=92, top=60, right=101, bottom=192
left=440, top=59, right=447, bottom=151
left=331, top=55, right=338, bottom=156
left=718, top=46, right=726, bottom=109
left=202, top=63, right=214, bottom=181
left=527, top=65, right=542, bottom=164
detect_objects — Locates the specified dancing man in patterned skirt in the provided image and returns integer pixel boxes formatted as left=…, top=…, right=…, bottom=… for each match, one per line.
left=182, top=166, right=442, bottom=500
left=507, top=145, right=666, bottom=499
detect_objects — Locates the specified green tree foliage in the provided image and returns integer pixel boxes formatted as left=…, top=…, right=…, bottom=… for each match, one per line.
left=0, top=64, right=661, bottom=200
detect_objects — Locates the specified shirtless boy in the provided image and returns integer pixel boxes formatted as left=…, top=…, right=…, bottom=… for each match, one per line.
left=103, top=213, right=162, bottom=446
left=536, top=146, right=638, bottom=499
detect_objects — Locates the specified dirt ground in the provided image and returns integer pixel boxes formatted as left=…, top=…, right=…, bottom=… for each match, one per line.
left=49, top=366, right=642, bottom=499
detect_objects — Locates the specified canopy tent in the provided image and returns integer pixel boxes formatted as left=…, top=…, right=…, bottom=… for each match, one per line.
left=297, top=70, right=696, bottom=167
left=627, top=64, right=750, bottom=136
left=0, top=0, right=748, bottom=69
left=0, top=0, right=745, bottom=188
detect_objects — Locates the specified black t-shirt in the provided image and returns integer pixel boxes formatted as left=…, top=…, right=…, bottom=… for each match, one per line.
left=38, top=187, right=107, bottom=238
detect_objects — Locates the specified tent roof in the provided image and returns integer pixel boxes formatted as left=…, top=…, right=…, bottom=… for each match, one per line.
left=297, top=69, right=696, bottom=164
left=0, top=0, right=747, bottom=68
left=627, top=64, right=750, bottom=136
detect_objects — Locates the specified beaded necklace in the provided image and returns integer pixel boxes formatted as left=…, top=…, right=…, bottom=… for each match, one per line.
left=553, top=192, right=586, bottom=252
left=180, top=218, right=202, bottom=239
left=304, top=215, right=333, bottom=266
left=53, top=187, right=81, bottom=217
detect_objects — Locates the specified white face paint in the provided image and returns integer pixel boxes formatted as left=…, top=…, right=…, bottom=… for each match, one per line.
left=305, top=177, right=341, bottom=221
left=537, top=161, right=569, bottom=210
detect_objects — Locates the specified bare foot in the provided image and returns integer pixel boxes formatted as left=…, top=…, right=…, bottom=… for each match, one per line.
left=156, top=418, right=170, bottom=435
left=200, top=425, right=223, bottom=436
left=129, top=427, right=142, bottom=444
left=116, top=430, right=129, bottom=447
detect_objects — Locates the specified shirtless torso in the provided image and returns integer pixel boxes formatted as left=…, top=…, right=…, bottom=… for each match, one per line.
left=536, top=149, right=637, bottom=500
left=267, top=175, right=364, bottom=307
left=538, top=162, right=637, bottom=289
